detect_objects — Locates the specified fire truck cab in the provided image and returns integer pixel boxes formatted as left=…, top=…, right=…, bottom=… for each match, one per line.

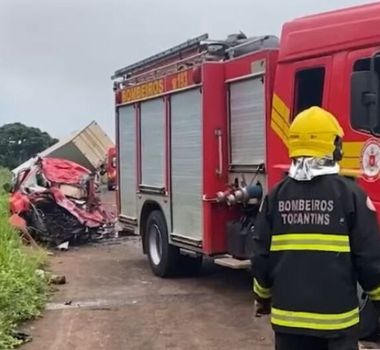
left=113, top=2, right=380, bottom=335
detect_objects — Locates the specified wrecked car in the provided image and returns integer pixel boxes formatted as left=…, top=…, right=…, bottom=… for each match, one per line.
left=8, top=157, right=112, bottom=246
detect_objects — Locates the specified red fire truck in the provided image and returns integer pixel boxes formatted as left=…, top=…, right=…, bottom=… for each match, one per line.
left=113, top=3, right=380, bottom=336
left=106, top=146, right=117, bottom=190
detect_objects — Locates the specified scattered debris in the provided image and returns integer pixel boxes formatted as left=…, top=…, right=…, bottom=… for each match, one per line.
left=57, top=241, right=69, bottom=251
left=35, top=269, right=46, bottom=279
left=8, top=157, right=115, bottom=247
left=36, top=269, right=66, bottom=285
left=12, top=330, right=32, bottom=344
left=50, top=274, right=66, bottom=285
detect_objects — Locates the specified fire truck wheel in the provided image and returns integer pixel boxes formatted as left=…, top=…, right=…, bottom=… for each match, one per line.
left=146, top=210, right=179, bottom=277
left=178, top=254, right=203, bottom=276
left=358, top=285, right=379, bottom=339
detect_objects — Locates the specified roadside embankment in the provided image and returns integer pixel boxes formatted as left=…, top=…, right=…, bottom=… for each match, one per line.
left=0, top=168, right=47, bottom=349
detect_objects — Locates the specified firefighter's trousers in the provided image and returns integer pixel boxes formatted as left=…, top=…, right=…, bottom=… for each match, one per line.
left=275, top=331, right=358, bottom=350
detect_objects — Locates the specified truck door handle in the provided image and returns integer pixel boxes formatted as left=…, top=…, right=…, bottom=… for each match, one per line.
left=215, top=129, right=223, bottom=177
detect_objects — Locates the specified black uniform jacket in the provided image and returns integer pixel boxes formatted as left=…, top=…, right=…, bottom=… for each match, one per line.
left=251, top=174, right=380, bottom=337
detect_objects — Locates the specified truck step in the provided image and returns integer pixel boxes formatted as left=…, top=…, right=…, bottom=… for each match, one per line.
left=359, top=346, right=380, bottom=349
left=359, top=342, right=380, bottom=349
left=214, top=256, right=251, bottom=270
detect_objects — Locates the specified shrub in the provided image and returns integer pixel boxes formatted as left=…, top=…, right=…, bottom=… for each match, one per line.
left=0, top=169, right=47, bottom=348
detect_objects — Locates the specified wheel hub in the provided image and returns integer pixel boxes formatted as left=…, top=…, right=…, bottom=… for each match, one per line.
left=149, top=224, right=163, bottom=266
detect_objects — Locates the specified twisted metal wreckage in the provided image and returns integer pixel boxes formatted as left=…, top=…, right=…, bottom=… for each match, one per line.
left=9, top=157, right=114, bottom=246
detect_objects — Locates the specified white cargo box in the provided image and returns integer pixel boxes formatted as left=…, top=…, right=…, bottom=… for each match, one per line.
left=12, top=121, right=114, bottom=174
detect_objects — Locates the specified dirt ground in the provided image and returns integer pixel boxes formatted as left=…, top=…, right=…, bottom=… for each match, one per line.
left=20, top=189, right=380, bottom=350
left=20, top=189, right=273, bottom=350
left=21, top=238, right=274, bottom=350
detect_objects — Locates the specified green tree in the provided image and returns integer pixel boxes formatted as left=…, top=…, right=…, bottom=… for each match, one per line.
left=0, top=123, right=58, bottom=169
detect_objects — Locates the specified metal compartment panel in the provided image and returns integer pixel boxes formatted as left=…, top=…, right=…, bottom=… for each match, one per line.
left=171, top=89, right=202, bottom=241
left=118, top=106, right=137, bottom=218
left=229, top=77, right=265, bottom=166
left=140, top=98, right=165, bottom=188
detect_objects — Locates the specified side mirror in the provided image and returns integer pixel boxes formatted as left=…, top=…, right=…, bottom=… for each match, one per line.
left=2, top=183, right=12, bottom=193
left=351, top=70, right=380, bottom=134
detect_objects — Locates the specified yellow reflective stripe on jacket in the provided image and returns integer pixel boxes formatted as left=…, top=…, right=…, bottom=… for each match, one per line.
left=253, top=278, right=271, bottom=299
left=271, top=307, right=359, bottom=331
left=367, top=285, right=380, bottom=301
left=270, top=234, right=350, bottom=252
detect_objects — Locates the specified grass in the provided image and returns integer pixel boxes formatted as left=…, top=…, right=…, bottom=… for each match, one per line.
left=0, top=167, right=48, bottom=349
left=0, top=168, right=10, bottom=188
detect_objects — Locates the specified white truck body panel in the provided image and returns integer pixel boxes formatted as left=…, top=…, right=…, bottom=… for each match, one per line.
left=171, top=88, right=203, bottom=241
left=118, top=106, right=137, bottom=220
left=12, top=121, right=113, bottom=174
left=229, top=76, right=266, bottom=166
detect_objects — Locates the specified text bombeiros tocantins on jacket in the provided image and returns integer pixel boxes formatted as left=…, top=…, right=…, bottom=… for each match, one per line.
left=278, top=199, right=334, bottom=226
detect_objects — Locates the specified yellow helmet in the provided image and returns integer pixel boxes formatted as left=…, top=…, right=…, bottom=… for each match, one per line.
left=288, top=107, right=344, bottom=158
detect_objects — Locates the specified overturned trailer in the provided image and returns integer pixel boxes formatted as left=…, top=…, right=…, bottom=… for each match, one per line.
left=12, top=121, right=114, bottom=175
left=9, top=157, right=112, bottom=246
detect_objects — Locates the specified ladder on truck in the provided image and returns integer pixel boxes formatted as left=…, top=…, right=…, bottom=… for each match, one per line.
left=112, top=33, right=279, bottom=89
left=112, top=34, right=209, bottom=87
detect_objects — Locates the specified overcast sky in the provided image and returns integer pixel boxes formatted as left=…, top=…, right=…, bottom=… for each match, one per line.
left=0, top=0, right=369, bottom=140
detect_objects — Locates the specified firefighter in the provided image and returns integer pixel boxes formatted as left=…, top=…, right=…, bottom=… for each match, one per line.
left=251, top=106, right=380, bottom=350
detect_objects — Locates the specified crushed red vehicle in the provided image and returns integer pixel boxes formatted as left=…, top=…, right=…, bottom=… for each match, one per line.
left=9, top=157, right=112, bottom=246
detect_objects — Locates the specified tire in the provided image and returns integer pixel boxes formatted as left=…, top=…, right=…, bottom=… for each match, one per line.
left=28, top=207, right=49, bottom=242
left=358, top=284, right=379, bottom=339
left=145, top=210, right=179, bottom=277
left=178, top=254, right=203, bottom=276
